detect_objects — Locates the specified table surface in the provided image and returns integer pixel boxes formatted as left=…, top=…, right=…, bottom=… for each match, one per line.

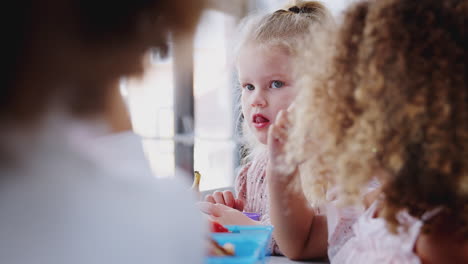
left=267, top=256, right=328, bottom=264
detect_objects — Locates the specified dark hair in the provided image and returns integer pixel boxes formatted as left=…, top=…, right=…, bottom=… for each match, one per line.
left=0, top=0, right=203, bottom=124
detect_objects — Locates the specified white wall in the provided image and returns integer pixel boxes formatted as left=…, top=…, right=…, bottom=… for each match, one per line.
left=256, top=0, right=358, bottom=16
left=322, top=0, right=358, bottom=16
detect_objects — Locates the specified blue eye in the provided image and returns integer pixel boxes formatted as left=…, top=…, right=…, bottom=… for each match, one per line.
left=244, top=84, right=255, bottom=91
left=271, top=80, right=284, bottom=89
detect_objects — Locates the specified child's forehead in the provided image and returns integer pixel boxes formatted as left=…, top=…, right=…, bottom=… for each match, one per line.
left=237, top=46, right=293, bottom=81
left=237, top=43, right=292, bottom=69
left=240, top=41, right=291, bottom=56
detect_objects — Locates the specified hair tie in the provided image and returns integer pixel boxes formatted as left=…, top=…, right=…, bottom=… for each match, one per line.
left=288, top=6, right=301, bottom=13
left=288, top=6, right=314, bottom=14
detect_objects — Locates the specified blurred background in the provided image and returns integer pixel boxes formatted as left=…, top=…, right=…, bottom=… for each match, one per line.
left=121, top=0, right=356, bottom=191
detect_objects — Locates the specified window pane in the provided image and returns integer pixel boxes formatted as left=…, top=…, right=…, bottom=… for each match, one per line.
left=125, top=53, right=176, bottom=178
left=194, top=10, right=238, bottom=191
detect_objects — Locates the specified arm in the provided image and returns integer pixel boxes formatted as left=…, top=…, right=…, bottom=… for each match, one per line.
left=259, top=207, right=282, bottom=255
left=198, top=202, right=259, bottom=226
left=267, top=110, right=328, bottom=260
left=268, top=170, right=328, bottom=260
left=415, top=214, right=468, bottom=264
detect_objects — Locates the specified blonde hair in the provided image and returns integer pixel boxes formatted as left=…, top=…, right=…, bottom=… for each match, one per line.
left=235, top=1, right=333, bottom=163
left=288, top=0, right=468, bottom=236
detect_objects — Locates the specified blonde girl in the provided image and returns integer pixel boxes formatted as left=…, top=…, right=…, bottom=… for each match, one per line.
left=201, top=1, right=332, bottom=256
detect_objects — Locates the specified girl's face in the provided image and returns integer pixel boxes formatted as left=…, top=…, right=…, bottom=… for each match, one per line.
left=238, top=44, right=297, bottom=145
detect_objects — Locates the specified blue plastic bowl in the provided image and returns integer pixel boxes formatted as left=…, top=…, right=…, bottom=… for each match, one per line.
left=206, top=233, right=262, bottom=264
left=205, top=225, right=274, bottom=264
left=226, top=225, right=274, bottom=260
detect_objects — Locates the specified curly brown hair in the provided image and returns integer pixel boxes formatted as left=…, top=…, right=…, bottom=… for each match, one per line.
left=288, top=0, right=468, bottom=237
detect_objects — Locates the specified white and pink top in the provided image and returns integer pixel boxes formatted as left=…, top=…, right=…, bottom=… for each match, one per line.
left=235, top=152, right=282, bottom=254
left=330, top=197, right=441, bottom=264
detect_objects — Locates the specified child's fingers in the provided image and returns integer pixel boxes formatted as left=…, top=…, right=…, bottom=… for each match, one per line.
left=197, top=202, right=224, bottom=217
left=235, top=198, right=245, bottom=211
left=209, top=215, right=227, bottom=226
left=276, top=124, right=289, bottom=142
left=223, top=191, right=235, bottom=208
left=197, top=201, right=216, bottom=215
left=208, top=215, right=219, bottom=223
left=269, top=124, right=287, bottom=144
left=287, top=101, right=296, bottom=112
left=204, top=195, right=216, bottom=204
left=210, top=216, right=227, bottom=226
left=267, top=124, right=277, bottom=145
left=268, top=124, right=280, bottom=146
left=274, top=110, right=285, bottom=125
left=268, top=125, right=285, bottom=160
left=275, top=109, right=291, bottom=129
left=213, top=191, right=226, bottom=205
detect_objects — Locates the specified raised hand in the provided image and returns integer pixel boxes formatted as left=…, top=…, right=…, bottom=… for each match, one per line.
left=267, top=109, right=297, bottom=182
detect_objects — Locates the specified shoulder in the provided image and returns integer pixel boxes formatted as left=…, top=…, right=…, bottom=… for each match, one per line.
left=76, top=174, right=207, bottom=264
left=72, top=170, right=206, bottom=263
left=416, top=232, right=468, bottom=264
left=1, top=125, right=205, bottom=263
left=0, top=161, right=206, bottom=263
left=415, top=215, right=468, bottom=264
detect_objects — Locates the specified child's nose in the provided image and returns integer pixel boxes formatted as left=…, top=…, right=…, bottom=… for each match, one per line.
left=251, top=91, right=267, bottom=108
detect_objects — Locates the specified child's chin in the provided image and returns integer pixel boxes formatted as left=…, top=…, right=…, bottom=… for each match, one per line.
left=256, top=134, right=268, bottom=145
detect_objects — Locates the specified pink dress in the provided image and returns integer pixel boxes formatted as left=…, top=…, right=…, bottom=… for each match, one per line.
left=326, top=180, right=381, bottom=260
left=235, top=154, right=378, bottom=258
left=331, top=199, right=440, bottom=264
left=235, top=152, right=282, bottom=255
left=326, top=202, right=365, bottom=259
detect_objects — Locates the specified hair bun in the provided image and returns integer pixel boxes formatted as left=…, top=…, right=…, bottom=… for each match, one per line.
left=288, top=5, right=315, bottom=14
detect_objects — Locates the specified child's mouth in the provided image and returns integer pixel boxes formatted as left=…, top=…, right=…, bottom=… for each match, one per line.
left=252, top=114, right=270, bottom=129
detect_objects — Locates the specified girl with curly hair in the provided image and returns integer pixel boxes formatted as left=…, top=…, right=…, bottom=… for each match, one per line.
left=275, top=0, right=468, bottom=262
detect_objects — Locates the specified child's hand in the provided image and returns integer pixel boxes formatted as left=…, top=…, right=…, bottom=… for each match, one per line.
left=197, top=202, right=258, bottom=226
left=204, top=190, right=244, bottom=211
left=267, top=109, right=297, bottom=181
